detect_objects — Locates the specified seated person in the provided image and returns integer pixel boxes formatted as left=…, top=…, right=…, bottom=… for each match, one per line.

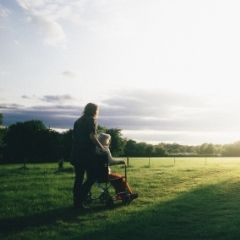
left=96, top=133, right=138, bottom=202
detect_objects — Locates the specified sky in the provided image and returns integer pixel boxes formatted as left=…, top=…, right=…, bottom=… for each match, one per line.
left=1, top=0, right=240, bottom=145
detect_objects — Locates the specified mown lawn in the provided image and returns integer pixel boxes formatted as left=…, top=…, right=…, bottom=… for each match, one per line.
left=1, top=157, right=240, bottom=240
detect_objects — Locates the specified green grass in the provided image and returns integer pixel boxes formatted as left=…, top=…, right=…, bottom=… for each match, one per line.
left=1, top=157, right=240, bottom=239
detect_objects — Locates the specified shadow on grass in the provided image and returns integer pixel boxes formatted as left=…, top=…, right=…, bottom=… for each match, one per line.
left=156, top=164, right=174, bottom=168
left=54, top=167, right=74, bottom=174
left=0, top=207, right=78, bottom=233
left=78, top=181, right=240, bottom=240
left=2, top=181, right=240, bottom=240
left=0, top=202, right=123, bottom=235
left=139, top=165, right=174, bottom=169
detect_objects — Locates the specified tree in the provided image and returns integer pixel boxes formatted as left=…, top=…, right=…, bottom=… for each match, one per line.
left=0, top=127, right=7, bottom=163
left=59, top=129, right=72, bottom=161
left=106, top=128, right=126, bottom=156
left=198, top=143, right=215, bottom=155
left=222, top=141, right=240, bottom=157
left=5, top=120, right=47, bottom=165
left=154, top=146, right=166, bottom=157
left=0, top=113, right=3, bottom=125
left=135, top=142, right=148, bottom=156
left=145, top=145, right=154, bottom=157
left=36, top=129, right=62, bottom=162
left=124, top=140, right=137, bottom=157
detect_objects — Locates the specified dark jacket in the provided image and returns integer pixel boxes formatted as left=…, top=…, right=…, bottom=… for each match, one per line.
left=71, top=115, right=97, bottom=165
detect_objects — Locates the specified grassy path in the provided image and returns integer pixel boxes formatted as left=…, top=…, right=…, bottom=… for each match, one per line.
left=1, top=158, right=240, bottom=239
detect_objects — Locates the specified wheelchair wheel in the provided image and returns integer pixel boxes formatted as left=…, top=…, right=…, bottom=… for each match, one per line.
left=84, top=192, right=92, bottom=204
left=105, top=196, right=114, bottom=208
left=99, top=191, right=113, bottom=207
left=99, top=191, right=108, bottom=203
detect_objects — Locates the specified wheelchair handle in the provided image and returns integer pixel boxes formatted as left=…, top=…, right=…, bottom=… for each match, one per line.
left=124, top=162, right=127, bottom=182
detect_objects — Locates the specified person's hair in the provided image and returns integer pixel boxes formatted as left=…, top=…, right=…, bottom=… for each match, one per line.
left=98, top=133, right=111, bottom=146
left=83, top=103, right=98, bottom=117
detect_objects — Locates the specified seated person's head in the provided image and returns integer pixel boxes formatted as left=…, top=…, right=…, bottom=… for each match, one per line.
left=98, top=133, right=111, bottom=147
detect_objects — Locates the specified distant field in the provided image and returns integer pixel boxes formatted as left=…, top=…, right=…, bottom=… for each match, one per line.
left=1, top=157, right=240, bottom=240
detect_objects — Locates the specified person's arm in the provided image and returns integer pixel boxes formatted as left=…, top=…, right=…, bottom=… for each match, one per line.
left=90, top=133, right=106, bottom=151
left=107, top=148, right=125, bottom=165
left=88, top=117, right=106, bottom=151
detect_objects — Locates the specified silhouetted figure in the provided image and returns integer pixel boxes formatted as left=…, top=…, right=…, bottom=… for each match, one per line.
left=71, top=103, right=106, bottom=210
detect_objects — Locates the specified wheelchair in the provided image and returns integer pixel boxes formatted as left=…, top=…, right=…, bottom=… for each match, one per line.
left=85, top=154, right=131, bottom=208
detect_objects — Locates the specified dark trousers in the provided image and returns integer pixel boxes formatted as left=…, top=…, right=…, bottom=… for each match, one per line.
left=73, top=162, right=97, bottom=205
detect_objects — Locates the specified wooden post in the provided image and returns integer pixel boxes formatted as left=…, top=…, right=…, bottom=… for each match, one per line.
left=127, top=157, right=129, bottom=167
left=23, top=157, right=28, bottom=169
left=20, top=157, right=28, bottom=170
left=58, top=158, right=64, bottom=171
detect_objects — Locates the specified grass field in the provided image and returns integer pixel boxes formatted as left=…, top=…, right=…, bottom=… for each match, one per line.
left=1, top=157, right=240, bottom=240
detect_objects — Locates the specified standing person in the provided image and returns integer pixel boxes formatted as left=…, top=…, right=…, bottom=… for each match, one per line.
left=71, top=103, right=105, bottom=209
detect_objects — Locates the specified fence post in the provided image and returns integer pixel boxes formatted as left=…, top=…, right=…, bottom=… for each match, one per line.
left=127, top=157, right=129, bottom=167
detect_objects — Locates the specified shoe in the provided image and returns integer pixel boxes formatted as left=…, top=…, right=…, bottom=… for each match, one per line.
left=122, top=194, right=130, bottom=205
left=129, top=193, right=138, bottom=202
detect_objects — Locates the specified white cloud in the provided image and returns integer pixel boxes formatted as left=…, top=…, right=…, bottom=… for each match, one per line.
left=2, top=88, right=240, bottom=144
left=3, top=0, right=240, bottom=144
left=31, top=14, right=66, bottom=46
left=15, top=0, right=129, bottom=46
left=17, top=0, right=66, bottom=46
left=17, top=0, right=46, bottom=9
left=0, top=71, right=7, bottom=76
left=0, top=4, right=10, bottom=18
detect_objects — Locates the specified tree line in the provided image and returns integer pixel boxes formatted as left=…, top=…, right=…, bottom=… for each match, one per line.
left=1, top=114, right=240, bottom=164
